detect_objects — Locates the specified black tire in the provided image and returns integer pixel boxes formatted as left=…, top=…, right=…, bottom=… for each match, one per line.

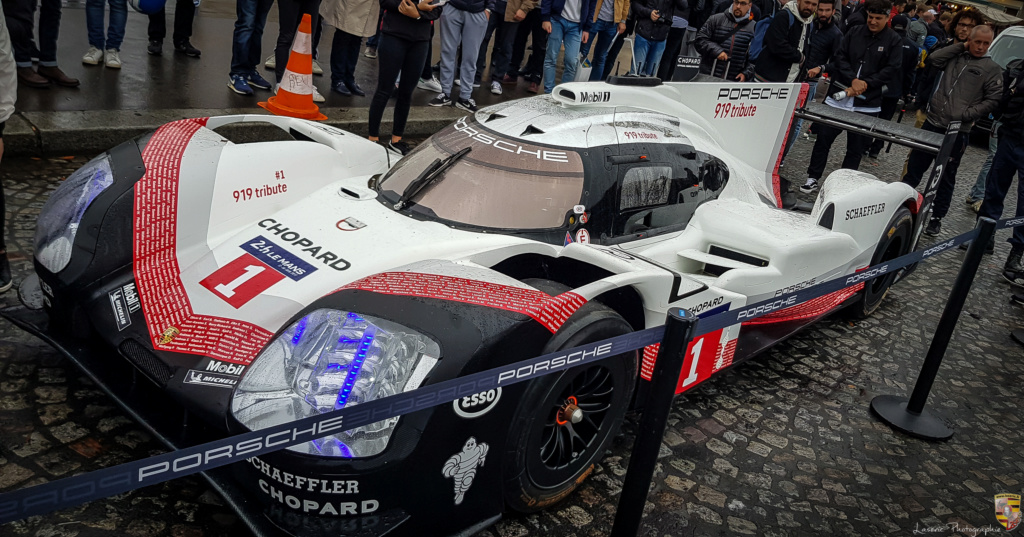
left=850, top=206, right=913, bottom=318
left=502, top=279, right=638, bottom=513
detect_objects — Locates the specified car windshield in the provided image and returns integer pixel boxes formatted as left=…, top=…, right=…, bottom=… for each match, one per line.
left=379, top=116, right=585, bottom=230
left=990, top=34, right=1024, bottom=68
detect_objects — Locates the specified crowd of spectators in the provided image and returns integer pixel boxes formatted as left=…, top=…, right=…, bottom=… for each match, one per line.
left=3, top=0, right=1024, bottom=283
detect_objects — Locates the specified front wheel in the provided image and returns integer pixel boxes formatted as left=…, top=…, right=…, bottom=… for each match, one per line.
left=850, top=206, right=913, bottom=318
left=502, top=280, right=638, bottom=513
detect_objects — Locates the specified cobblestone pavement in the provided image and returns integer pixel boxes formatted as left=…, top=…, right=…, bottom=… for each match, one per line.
left=0, top=114, right=1022, bottom=537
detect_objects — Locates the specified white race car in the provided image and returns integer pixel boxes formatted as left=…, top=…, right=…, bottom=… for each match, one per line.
left=8, top=79, right=946, bottom=536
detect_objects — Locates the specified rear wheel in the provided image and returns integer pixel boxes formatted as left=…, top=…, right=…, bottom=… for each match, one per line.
left=502, top=279, right=638, bottom=513
left=850, top=207, right=913, bottom=318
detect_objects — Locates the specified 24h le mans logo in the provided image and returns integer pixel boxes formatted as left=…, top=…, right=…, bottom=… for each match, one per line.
left=995, top=493, right=1021, bottom=531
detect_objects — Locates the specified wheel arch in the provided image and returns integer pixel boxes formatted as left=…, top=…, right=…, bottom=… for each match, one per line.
left=490, top=253, right=647, bottom=331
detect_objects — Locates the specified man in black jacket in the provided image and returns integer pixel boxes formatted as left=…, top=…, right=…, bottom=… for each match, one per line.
left=800, top=0, right=901, bottom=194
left=865, top=14, right=919, bottom=158
left=754, top=0, right=816, bottom=83
left=694, top=0, right=756, bottom=80
left=980, top=59, right=1024, bottom=284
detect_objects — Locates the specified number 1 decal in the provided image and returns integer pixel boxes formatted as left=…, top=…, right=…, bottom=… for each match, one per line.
left=682, top=338, right=703, bottom=388
left=215, top=265, right=265, bottom=297
left=200, top=253, right=285, bottom=308
left=676, top=328, right=725, bottom=394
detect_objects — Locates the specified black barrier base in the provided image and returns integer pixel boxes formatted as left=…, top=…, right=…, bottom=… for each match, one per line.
left=870, top=395, right=953, bottom=440
left=1012, top=330, right=1024, bottom=347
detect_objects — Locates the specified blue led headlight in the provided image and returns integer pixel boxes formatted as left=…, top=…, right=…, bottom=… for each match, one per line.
left=34, top=154, right=114, bottom=273
left=230, top=310, right=440, bottom=458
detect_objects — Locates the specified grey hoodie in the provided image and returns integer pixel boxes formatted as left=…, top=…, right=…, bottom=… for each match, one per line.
left=926, top=42, right=1003, bottom=133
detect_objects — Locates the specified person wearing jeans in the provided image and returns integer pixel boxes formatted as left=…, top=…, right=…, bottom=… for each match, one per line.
left=541, top=0, right=596, bottom=94
left=629, top=0, right=687, bottom=76
left=579, top=0, right=627, bottom=81
left=228, top=0, right=275, bottom=95
left=2, top=0, right=79, bottom=86
left=369, top=0, right=443, bottom=155
left=83, top=0, right=127, bottom=68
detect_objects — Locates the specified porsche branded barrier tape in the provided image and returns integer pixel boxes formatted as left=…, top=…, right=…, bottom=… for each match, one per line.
left=1, top=217, right=1021, bottom=524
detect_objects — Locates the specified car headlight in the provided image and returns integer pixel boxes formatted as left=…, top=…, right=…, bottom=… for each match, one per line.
left=34, top=154, right=115, bottom=273
left=230, top=309, right=440, bottom=458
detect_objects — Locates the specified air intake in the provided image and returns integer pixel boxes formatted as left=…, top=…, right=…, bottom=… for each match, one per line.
left=119, top=339, right=173, bottom=386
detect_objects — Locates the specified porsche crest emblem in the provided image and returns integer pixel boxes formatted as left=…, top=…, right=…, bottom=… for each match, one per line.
left=995, top=493, right=1021, bottom=531
left=158, top=326, right=180, bottom=345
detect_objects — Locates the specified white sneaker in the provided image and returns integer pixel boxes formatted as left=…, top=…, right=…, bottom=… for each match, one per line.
left=82, top=46, right=103, bottom=65
left=799, top=178, right=819, bottom=194
left=417, top=76, right=442, bottom=93
left=312, top=59, right=323, bottom=76
left=490, top=80, right=502, bottom=95
left=264, top=54, right=275, bottom=69
left=104, top=49, right=121, bottom=69
left=312, top=86, right=325, bottom=103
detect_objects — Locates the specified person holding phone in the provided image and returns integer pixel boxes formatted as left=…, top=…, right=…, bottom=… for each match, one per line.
left=368, top=0, right=443, bottom=155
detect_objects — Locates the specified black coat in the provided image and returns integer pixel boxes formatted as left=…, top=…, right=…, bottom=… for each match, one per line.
left=380, top=0, right=443, bottom=41
left=754, top=7, right=812, bottom=82
left=805, top=16, right=841, bottom=71
left=886, top=34, right=920, bottom=97
left=825, top=24, right=903, bottom=109
left=633, top=0, right=689, bottom=41
left=694, top=10, right=757, bottom=80
left=995, top=59, right=1024, bottom=137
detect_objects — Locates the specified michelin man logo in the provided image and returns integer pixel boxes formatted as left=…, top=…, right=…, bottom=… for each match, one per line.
left=442, top=437, right=489, bottom=505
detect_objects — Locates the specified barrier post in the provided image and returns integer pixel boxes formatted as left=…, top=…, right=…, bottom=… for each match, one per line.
left=611, top=308, right=697, bottom=537
left=871, top=217, right=997, bottom=440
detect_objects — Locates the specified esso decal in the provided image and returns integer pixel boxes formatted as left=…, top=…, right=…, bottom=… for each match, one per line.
left=453, top=388, right=502, bottom=418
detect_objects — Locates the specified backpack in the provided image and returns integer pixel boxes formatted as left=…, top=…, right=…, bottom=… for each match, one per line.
left=749, top=9, right=794, bottom=62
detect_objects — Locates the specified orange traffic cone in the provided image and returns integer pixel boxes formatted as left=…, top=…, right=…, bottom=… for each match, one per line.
left=259, top=14, right=327, bottom=121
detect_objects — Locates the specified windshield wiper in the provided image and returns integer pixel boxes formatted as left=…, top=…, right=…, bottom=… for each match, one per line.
left=393, top=147, right=472, bottom=210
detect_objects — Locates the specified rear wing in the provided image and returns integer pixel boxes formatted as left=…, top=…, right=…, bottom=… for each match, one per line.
left=794, top=102, right=960, bottom=252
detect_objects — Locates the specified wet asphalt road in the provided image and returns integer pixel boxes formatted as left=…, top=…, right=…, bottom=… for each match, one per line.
left=0, top=117, right=1022, bottom=537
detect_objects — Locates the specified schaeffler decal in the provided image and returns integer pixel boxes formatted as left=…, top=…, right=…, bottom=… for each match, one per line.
left=336, top=217, right=366, bottom=231
left=183, top=369, right=237, bottom=389
left=443, top=437, right=489, bottom=505
left=249, top=457, right=360, bottom=495
left=452, top=388, right=502, bottom=419
left=133, top=117, right=274, bottom=365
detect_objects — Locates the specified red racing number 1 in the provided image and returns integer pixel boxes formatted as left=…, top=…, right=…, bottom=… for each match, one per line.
left=200, top=253, right=285, bottom=308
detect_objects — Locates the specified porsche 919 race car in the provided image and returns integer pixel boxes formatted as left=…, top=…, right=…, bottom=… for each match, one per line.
left=4, top=78, right=952, bottom=537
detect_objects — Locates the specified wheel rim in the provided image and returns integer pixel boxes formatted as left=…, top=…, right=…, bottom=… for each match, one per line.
left=528, top=364, right=617, bottom=488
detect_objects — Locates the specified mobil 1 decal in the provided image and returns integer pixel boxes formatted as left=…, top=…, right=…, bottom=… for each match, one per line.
left=199, top=235, right=318, bottom=309
left=108, top=282, right=142, bottom=331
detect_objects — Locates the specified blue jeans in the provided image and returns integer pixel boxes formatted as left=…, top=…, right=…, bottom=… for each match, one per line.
left=979, top=133, right=1024, bottom=248
left=85, top=0, right=127, bottom=50
left=970, top=123, right=1000, bottom=201
left=230, top=0, right=275, bottom=77
left=543, top=16, right=582, bottom=94
left=631, top=34, right=666, bottom=76
left=579, top=19, right=617, bottom=81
